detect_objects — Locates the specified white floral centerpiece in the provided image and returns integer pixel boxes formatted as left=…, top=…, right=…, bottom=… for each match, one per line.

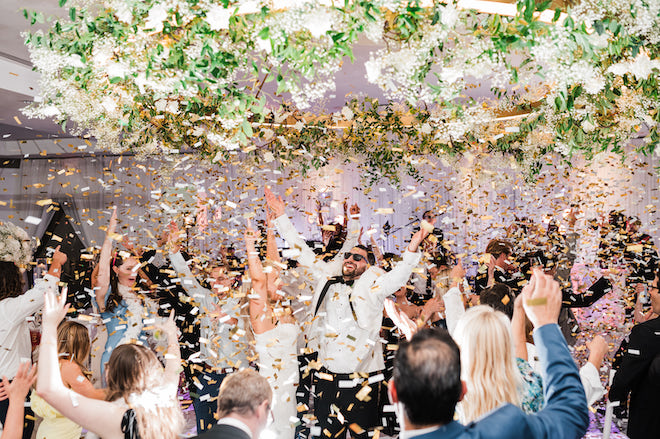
left=0, top=221, right=35, bottom=268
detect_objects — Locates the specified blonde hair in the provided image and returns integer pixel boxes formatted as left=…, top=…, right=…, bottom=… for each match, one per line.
left=453, top=305, right=522, bottom=423
left=106, top=344, right=184, bottom=439
left=57, top=321, right=92, bottom=378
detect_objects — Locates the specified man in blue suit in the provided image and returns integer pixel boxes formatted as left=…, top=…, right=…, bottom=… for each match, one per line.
left=387, top=269, right=589, bottom=439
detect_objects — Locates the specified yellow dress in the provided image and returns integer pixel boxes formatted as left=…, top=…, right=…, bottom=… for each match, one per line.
left=31, top=390, right=83, bottom=439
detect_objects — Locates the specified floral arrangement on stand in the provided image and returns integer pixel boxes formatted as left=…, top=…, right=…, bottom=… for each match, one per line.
left=22, top=0, right=660, bottom=184
left=0, top=221, right=35, bottom=268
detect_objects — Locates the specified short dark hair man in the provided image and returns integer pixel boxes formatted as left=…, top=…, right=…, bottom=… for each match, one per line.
left=265, top=186, right=433, bottom=438
left=388, top=270, right=589, bottom=439
left=193, top=369, right=272, bottom=439
left=609, top=268, right=660, bottom=438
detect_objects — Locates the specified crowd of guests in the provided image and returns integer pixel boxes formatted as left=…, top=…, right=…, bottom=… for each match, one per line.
left=0, top=191, right=659, bottom=439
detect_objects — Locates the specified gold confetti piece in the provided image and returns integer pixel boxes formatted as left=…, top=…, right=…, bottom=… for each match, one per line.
left=355, top=385, right=372, bottom=401
left=526, top=298, right=547, bottom=306
left=36, top=198, right=53, bottom=206
left=375, top=208, right=394, bottom=215
left=13, top=116, right=21, bottom=125
left=420, top=220, right=434, bottom=233
left=501, top=295, right=510, bottom=305
left=349, top=424, right=365, bottom=434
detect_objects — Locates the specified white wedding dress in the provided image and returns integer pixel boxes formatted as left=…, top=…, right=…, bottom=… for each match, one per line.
left=254, top=323, right=299, bottom=439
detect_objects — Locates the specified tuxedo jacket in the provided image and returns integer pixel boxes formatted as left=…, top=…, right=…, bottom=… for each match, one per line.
left=610, top=317, right=660, bottom=439
left=414, top=324, right=589, bottom=439
left=192, top=423, right=251, bottom=439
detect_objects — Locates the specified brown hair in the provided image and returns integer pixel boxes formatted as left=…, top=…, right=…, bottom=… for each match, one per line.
left=485, top=239, right=513, bottom=259
left=216, top=369, right=272, bottom=418
left=57, top=321, right=92, bottom=378
left=105, top=253, right=128, bottom=313
left=106, top=344, right=184, bottom=439
left=0, top=261, right=24, bottom=301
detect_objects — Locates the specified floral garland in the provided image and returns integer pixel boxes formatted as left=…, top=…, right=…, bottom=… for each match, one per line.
left=0, top=221, right=34, bottom=268
left=21, top=0, right=660, bottom=184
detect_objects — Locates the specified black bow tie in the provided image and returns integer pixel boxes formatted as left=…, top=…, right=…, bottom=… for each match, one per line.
left=328, top=276, right=354, bottom=287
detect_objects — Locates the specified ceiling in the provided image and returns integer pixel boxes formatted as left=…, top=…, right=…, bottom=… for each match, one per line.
left=0, top=0, right=69, bottom=145
left=0, top=1, right=570, bottom=155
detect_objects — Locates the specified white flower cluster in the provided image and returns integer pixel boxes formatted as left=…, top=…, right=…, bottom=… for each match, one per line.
left=608, top=51, right=660, bottom=81
left=532, top=29, right=605, bottom=96
left=573, top=0, right=660, bottom=45
left=0, top=221, right=34, bottom=268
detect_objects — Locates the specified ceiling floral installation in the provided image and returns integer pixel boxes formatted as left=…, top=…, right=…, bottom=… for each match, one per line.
left=22, top=0, right=660, bottom=184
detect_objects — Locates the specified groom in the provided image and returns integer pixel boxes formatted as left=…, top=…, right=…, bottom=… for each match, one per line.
left=265, top=186, right=433, bottom=438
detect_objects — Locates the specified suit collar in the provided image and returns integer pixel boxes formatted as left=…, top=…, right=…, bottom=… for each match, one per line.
left=217, top=417, right=253, bottom=439
left=402, top=421, right=464, bottom=439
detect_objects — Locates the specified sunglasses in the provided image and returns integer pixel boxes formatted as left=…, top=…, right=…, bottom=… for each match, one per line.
left=344, top=252, right=366, bottom=262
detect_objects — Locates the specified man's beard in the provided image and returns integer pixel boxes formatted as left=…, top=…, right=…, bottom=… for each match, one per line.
left=342, top=263, right=365, bottom=278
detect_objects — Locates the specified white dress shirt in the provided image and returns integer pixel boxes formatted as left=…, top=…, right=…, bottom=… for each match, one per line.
left=0, top=274, right=59, bottom=378
left=169, top=252, right=248, bottom=369
left=442, top=286, right=466, bottom=336
left=274, top=214, right=421, bottom=373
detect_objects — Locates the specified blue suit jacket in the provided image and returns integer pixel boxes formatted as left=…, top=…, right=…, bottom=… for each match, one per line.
left=413, top=324, right=589, bottom=439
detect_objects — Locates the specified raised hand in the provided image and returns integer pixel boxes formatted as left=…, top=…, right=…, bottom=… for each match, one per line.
left=107, top=206, right=118, bottom=236
left=43, top=287, right=70, bottom=330
left=450, top=258, right=466, bottom=281
left=264, top=186, right=285, bottom=218
left=156, top=310, right=179, bottom=344
left=265, top=204, right=276, bottom=227
left=586, top=335, right=609, bottom=368
left=244, top=219, right=261, bottom=247
left=51, top=245, right=68, bottom=267
left=0, top=362, right=37, bottom=403
left=521, top=269, right=562, bottom=328
left=168, top=221, right=182, bottom=253
left=407, top=217, right=436, bottom=252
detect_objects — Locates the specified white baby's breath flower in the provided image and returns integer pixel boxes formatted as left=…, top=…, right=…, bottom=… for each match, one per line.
left=441, top=3, right=459, bottom=27
left=302, top=10, right=334, bottom=38
left=144, top=4, right=168, bottom=32
left=341, top=106, right=354, bottom=120
left=364, top=58, right=381, bottom=83
left=206, top=5, right=232, bottom=31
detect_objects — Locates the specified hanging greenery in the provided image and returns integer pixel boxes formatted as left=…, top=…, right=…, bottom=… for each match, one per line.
left=22, top=0, right=660, bottom=184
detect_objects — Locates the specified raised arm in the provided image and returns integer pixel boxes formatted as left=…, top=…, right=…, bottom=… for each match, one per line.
left=245, top=223, right=267, bottom=296
left=0, top=362, right=37, bottom=439
left=1, top=246, right=67, bottom=327
left=37, top=288, right=125, bottom=439
left=264, top=205, right=283, bottom=296
left=442, top=260, right=466, bottom=335
left=368, top=218, right=434, bottom=300
left=512, top=293, right=529, bottom=361
left=522, top=269, right=589, bottom=438
left=167, top=222, right=208, bottom=297
left=244, top=223, right=274, bottom=333
left=266, top=186, right=331, bottom=277
left=94, top=207, right=117, bottom=312
left=158, top=312, right=181, bottom=386
left=369, top=234, right=385, bottom=268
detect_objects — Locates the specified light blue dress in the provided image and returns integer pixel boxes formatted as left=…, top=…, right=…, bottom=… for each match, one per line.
left=95, top=286, right=150, bottom=378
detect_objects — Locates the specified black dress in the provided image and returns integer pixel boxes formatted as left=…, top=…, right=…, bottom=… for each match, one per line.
left=121, top=409, right=140, bottom=439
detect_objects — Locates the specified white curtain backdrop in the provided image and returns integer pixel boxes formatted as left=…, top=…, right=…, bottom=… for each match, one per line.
left=1, top=150, right=659, bottom=265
